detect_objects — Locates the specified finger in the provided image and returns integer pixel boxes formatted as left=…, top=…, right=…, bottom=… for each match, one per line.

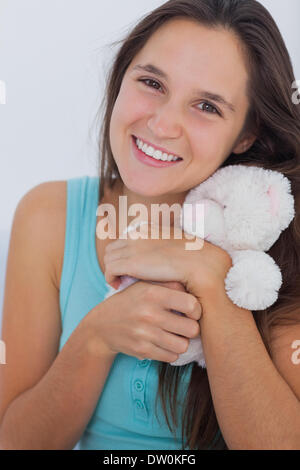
left=136, top=344, right=179, bottom=364
left=110, top=278, right=122, bottom=290
left=104, top=268, right=122, bottom=288
left=154, top=285, right=202, bottom=321
left=151, top=327, right=190, bottom=354
left=105, top=273, right=121, bottom=289
left=104, top=258, right=133, bottom=282
left=161, top=309, right=201, bottom=338
left=105, top=258, right=164, bottom=282
left=104, top=248, right=129, bottom=264
left=148, top=329, right=189, bottom=354
left=105, top=239, right=128, bottom=251
left=153, top=281, right=186, bottom=292
left=149, top=281, right=187, bottom=297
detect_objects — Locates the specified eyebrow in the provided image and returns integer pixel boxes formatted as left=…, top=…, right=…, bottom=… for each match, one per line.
left=132, top=63, right=236, bottom=113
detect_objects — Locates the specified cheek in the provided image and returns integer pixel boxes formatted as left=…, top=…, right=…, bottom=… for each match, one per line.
left=186, top=125, right=235, bottom=182
left=109, top=87, right=136, bottom=156
left=190, top=123, right=228, bottom=162
left=112, top=83, right=154, bottom=129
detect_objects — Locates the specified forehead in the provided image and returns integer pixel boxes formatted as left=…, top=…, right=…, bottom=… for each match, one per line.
left=131, top=18, right=249, bottom=108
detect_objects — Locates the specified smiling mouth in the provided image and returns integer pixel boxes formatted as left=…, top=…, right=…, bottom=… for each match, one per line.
left=131, top=136, right=183, bottom=169
left=132, top=135, right=183, bottom=163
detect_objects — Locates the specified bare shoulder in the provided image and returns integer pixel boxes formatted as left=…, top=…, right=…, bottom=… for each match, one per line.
left=0, top=180, right=68, bottom=425
left=16, top=180, right=67, bottom=290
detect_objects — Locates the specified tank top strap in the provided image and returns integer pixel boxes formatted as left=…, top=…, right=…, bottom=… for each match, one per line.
left=59, top=175, right=96, bottom=320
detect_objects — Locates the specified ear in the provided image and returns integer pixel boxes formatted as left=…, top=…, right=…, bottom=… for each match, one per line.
left=232, top=133, right=257, bottom=155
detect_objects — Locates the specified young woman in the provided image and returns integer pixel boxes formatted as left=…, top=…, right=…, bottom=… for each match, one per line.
left=1, top=0, right=300, bottom=450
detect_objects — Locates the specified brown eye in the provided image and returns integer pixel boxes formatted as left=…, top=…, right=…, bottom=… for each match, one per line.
left=138, top=78, right=163, bottom=92
left=198, top=102, right=219, bottom=115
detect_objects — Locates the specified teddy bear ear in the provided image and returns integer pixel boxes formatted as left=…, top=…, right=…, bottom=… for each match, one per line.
left=267, top=185, right=279, bottom=217
left=266, top=173, right=295, bottom=232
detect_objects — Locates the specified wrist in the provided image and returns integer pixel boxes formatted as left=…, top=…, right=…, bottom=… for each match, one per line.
left=199, top=278, right=253, bottom=324
left=81, top=307, right=117, bottom=361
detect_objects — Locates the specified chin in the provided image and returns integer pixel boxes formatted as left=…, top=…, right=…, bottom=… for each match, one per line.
left=128, top=183, right=164, bottom=197
left=121, top=173, right=166, bottom=197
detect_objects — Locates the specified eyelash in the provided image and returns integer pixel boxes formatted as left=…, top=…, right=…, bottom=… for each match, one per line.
left=137, top=78, right=221, bottom=116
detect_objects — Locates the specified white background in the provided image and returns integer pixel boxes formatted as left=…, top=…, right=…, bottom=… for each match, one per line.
left=0, top=0, right=299, bottom=233
left=0, top=0, right=299, bottom=450
left=0, top=0, right=299, bottom=325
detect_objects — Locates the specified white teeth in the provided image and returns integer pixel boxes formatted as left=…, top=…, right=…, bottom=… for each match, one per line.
left=136, top=138, right=181, bottom=162
left=153, top=149, right=162, bottom=159
left=145, top=146, right=154, bottom=157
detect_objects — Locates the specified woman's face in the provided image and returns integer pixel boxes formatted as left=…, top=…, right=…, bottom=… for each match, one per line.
left=109, top=18, right=256, bottom=197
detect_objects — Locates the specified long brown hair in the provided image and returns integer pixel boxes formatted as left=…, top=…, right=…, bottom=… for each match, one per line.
left=94, top=0, right=300, bottom=450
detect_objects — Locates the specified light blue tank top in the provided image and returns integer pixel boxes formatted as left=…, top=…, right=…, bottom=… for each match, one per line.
left=58, top=175, right=218, bottom=450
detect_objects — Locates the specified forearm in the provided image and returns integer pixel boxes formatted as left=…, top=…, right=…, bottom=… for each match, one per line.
left=200, top=287, right=300, bottom=450
left=0, top=316, right=116, bottom=450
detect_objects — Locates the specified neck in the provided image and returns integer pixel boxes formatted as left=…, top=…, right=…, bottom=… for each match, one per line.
left=112, top=179, right=188, bottom=234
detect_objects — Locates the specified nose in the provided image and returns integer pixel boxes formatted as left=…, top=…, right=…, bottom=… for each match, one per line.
left=147, top=102, right=182, bottom=139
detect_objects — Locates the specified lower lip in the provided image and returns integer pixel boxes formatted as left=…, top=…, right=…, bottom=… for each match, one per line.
left=131, top=136, right=182, bottom=168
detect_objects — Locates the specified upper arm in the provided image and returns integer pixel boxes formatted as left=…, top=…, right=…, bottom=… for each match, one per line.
left=0, top=181, right=67, bottom=425
left=269, top=321, right=300, bottom=401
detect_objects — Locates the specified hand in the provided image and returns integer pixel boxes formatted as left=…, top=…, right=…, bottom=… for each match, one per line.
left=84, top=280, right=202, bottom=363
left=103, top=223, right=233, bottom=303
left=103, top=224, right=184, bottom=290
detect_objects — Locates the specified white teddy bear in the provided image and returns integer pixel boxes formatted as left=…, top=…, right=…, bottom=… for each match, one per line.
left=105, top=165, right=295, bottom=368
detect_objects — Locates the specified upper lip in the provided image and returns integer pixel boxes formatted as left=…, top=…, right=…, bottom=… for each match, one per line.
left=133, top=135, right=182, bottom=159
